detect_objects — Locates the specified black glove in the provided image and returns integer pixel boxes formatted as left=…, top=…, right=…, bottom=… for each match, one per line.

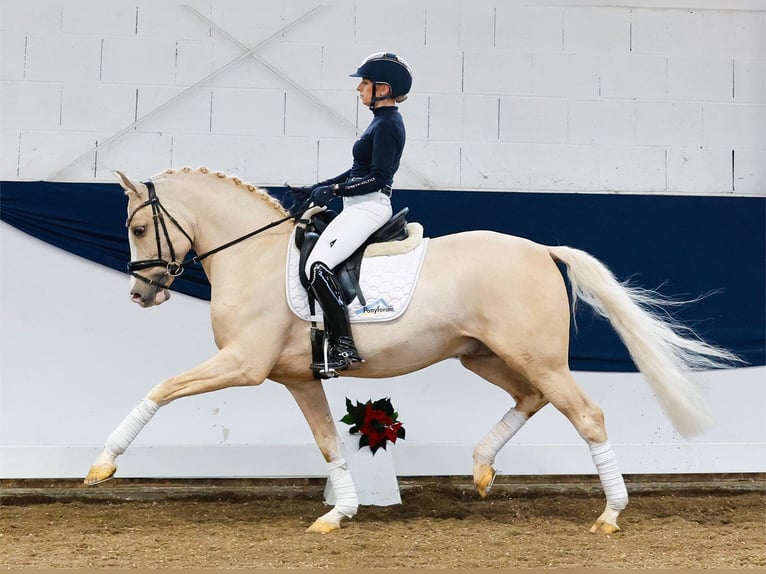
left=290, top=185, right=312, bottom=203
left=286, top=185, right=313, bottom=214
left=310, top=184, right=336, bottom=207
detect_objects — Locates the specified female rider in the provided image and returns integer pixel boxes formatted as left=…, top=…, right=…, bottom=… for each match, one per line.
left=296, top=52, right=412, bottom=374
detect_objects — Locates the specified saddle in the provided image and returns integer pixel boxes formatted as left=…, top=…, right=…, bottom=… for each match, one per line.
left=295, top=207, right=411, bottom=307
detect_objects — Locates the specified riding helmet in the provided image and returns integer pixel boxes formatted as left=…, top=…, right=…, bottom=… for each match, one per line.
left=349, top=52, right=413, bottom=101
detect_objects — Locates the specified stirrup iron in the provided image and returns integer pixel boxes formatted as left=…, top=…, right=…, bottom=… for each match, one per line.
left=318, top=335, right=339, bottom=379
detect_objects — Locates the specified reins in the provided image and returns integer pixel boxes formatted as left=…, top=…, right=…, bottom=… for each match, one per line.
left=126, top=179, right=310, bottom=290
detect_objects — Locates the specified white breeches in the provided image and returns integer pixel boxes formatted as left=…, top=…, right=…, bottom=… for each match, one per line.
left=305, top=192, right=392, bottom=274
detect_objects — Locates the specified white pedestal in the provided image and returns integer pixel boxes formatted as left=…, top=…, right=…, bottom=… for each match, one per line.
left=324, top=431, right=401, bottom=506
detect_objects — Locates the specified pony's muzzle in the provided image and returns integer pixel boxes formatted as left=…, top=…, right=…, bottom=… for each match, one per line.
left=129, top=275, right=171, bottom=307
left=130, top=288, right=171, bottom=307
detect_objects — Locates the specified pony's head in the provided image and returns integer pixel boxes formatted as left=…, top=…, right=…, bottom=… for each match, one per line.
left=115, top=170, right=194, bottom=308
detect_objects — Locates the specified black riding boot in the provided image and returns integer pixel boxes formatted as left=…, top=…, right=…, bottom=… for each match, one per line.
left=308, top=262, right=364, bottom=372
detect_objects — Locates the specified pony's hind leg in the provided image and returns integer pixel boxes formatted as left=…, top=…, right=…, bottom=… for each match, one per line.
left=532, top=366, right=629, bottom=533
left=460, top=354, right=548, bottom=498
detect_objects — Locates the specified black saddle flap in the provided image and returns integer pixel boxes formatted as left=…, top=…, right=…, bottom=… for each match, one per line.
left=297, top=232, right=319, bottom=290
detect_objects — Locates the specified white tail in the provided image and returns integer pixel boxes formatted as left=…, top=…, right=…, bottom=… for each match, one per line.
left=547, top=245, right=742, bottom=437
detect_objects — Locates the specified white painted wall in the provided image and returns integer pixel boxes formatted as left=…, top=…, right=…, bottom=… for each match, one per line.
left=0, top=1, right=764, bottom=479
left=1, top=0, right=763, bottom=193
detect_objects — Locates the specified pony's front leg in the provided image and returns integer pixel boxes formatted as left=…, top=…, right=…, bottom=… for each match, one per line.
left=284, top=380, right=358, bottom=533
left=84, top=348, right=250, bottom=485
left=84, top=396, right=158, bottom=484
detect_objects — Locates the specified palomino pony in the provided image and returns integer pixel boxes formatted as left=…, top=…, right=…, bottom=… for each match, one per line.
left=85, top=167, right=737, bottom=534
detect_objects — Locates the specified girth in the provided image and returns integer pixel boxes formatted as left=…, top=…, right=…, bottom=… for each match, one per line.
left=295, top=207, right=410, bottom=307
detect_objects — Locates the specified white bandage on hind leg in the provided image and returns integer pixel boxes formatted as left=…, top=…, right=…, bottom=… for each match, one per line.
left=589, top=440, right=629, bottom=511
left=473, top=408, right=528, bottom=466
left=104, top=398, right=159, bottom=457
left=327, top=458, right=358, bottom=518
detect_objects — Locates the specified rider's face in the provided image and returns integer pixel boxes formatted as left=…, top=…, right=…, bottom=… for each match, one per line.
left=357, top=79, right=374, bottom=106
left=357, top=79, right=391, bottom=107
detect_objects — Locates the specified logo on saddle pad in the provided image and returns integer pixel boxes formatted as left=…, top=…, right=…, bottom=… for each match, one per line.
left=355, top=297, right=395, bottom=317
left=286, top=230, right=429, bottom=324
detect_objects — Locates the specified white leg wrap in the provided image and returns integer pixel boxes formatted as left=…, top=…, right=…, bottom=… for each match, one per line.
left=104, top=398, right=159, bottom=457
left=326, top=458, right=358, bottom=518
left=473, top=409, right=528, bottom=466
left=589, top=440, right=629, bottom=511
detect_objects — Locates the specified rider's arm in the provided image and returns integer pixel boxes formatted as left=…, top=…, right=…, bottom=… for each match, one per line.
left=316, top=169, right=351, bottom=188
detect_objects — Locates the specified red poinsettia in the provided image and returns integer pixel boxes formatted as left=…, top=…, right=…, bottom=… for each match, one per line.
left=340, top=397, right=406, bottom=455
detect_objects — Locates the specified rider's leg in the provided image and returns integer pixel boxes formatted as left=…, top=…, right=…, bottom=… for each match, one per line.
left=308, top=261, right=363, bottom=371
left=304, top=194, right=392, bottom=371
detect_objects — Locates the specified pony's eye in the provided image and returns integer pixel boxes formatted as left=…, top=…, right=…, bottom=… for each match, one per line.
left=132, top=225, right=146, bottom=237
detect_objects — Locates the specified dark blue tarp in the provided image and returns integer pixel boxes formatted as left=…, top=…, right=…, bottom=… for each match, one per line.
left=1, top=180, right=763, bottom=371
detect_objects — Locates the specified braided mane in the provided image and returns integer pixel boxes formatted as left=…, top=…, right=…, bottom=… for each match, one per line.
left=159, top=166, right=288, bottom=217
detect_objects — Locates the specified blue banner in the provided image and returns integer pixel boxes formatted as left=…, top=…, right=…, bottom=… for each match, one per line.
left=1, top=180, right=763, bottom=371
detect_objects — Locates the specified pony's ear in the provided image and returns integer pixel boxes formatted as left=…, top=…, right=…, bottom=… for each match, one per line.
left=114, top=171, right=144, bottom=197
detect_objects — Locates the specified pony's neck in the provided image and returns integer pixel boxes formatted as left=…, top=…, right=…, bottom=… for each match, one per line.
left=156, top=170, right=291, bottom=262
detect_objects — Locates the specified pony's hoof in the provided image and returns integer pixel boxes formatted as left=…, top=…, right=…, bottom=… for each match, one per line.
left=589, top=519, right=621, bottom=534
left=474, top=464, right=496, bottom=498
left=306, top=519, right=339, bottom=534
left=84, top=463, right=117, bottom=485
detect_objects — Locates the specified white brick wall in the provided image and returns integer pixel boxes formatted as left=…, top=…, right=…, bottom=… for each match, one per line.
left=1, top=82, right=62, bottom=130
left=24, top=33, right=102, bottom=82
left=635, top=102, right=702, bottom=147
left=1, top=0, right=763, bottom=195
left=98, top=131, right=173, bottom=180
left=1, top=31, right=26, bottom=80
left=563, top=7, right=630, bottom=53
left=735, top=148, right=766, bottom=195
left=60, top=83, right=136, bottom=132
left=211, top=88, right=285, bottom=136
left=568, top=100, right=635, bottom=145
left=666, top=146, right=733, bottom=194
left=16, top=131, right=99, bottom=180
left=499, top=97, right=568, bottom=144
left=630, top=9, right=707, bottom=57
left=100, top=36, right=179, bottom=85
left=667, top=57, right=733, bottom=102
left=598, top=54, right=667, bottom=100
left=598, top=145, right=667, bottom=192
left=531, top=53, right=599, bottom=98
left=136, top=87, right=211, bottom=134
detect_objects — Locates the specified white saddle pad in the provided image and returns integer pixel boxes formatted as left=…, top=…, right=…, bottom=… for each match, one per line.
left=285, top=229, right=429, bottom=323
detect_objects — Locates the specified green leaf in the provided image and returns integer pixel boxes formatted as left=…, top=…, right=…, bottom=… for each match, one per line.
left=371, top=397, right=394, bottom=416
left=340, top=414, right=354, bottom=425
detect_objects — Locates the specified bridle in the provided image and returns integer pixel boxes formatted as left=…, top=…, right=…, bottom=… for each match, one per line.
left=125, top=180, right=303, bottom=290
